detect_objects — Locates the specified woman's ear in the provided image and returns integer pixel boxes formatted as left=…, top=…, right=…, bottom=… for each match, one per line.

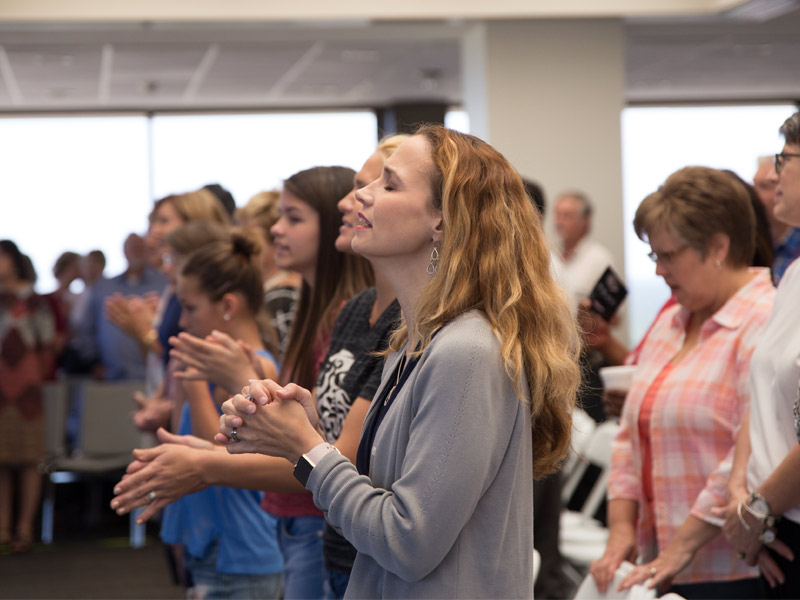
left=709, top=232, right=731, bottom=265
left=431, top=215, right=444, bottom=244
left=220, top=293, right=241, bottom=320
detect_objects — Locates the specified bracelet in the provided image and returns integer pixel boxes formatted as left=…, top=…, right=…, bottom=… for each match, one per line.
left=737, top=502, right=753, bottom=532
left=141, top=329, right=158, bottom=349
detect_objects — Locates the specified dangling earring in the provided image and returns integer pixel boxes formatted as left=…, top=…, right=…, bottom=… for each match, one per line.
left=715, top=260, right=722, bottom=269
left=223, top=313, right=230, bottom=321
left=426, top=244, right=440, bottom=276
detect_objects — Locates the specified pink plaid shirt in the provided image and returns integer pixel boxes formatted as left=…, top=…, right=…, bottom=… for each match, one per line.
left=608, top=268, right=775, bottom=585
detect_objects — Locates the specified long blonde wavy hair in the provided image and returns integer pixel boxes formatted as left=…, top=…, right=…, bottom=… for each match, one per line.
left=387, top=125, right=581, bottom=478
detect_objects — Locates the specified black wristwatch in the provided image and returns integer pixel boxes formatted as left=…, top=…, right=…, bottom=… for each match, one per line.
left=293, top=444, right=339, bottom=487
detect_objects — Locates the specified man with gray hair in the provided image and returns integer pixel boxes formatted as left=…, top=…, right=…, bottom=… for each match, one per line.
left=552, top=191, right=618, bottom=424
left=753, top=155, right=800, bottom=283
left=552, top=190, right=616, bottom=310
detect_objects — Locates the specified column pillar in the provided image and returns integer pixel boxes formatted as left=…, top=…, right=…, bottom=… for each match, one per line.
left=462, top=19, right=626, bottom=282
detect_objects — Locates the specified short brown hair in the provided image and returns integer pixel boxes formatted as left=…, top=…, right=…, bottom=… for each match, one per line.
left=633, top=166, right=755, bottom=268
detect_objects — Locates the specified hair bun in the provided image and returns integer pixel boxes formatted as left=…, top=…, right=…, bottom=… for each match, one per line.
left=230, top=228, right=262, bottom=261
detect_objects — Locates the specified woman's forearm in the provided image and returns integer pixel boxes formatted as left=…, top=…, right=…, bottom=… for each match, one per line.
left=202, top=446, right=306, bottom=493
left=672, top=514, right=720, bottom=554
left=728, top=411, right=752, bottom=497
left=757, top=443, right=800, bottom=517
left=607, top=498, right=639, bottom=536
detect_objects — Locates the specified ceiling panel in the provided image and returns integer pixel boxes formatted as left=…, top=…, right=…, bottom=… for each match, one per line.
left=0, top=9, right=798, bottom=112
left=198, top=42, right=315, bottom=98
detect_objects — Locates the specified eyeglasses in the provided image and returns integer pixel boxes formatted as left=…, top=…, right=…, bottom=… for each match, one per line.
left=647, top=244, right=688, bottom=265
left=774, top=152, right=800, bottom=174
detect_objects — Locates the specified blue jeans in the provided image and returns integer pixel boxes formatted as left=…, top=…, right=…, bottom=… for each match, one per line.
left=185, top=541, right=283, bottom=600
left=325, top=569, right=350, bottom=600
left=276, top=516, right=326, bottom=600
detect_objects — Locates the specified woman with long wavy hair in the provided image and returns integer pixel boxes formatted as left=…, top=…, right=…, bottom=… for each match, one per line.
left=218, top=126, right=581, bottom=598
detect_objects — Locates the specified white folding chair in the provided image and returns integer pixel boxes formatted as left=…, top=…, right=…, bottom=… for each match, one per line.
left=41, top=380, right=148, bottom=546
left=559, top=421, right=620, bottom=583
left=41, top=381, right=69, bottom=463
left=562, top=408, right=597, bottom=496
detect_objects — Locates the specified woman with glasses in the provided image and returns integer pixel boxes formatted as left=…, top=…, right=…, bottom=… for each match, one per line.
left=713, top=111, right=800, bottom=599
left=590, top=166, right=776, bottom=599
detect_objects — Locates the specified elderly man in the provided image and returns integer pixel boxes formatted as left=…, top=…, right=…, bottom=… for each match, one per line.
left=552, top=191, right=620, bottom=425
left=753, top=155, right=800, bottom=283
left=552, top=191, right=616, bottom=311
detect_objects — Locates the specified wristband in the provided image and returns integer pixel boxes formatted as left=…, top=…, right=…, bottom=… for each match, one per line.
left=141, top=329, right=158, bottom=349
left=293, top=443, right=340, bottom=487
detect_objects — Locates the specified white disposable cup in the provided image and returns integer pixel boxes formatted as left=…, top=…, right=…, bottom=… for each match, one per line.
left=598, top=365, right=637, bottom=391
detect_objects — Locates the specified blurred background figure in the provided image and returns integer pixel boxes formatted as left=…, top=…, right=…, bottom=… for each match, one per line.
left=45, top=251, right=81, bottom=373
left=60, top=250, right=107, bottom=375
left=80, top=233, right=166, bottom=381
left=202, top=183, right=237, bottom=219
left=0, top=240, right=58, bottom=553
left=552, top=190, right=621, bottom=423
left=236, top=190, right=301, bottom=358
left=753, top=155, right=800, bottom=284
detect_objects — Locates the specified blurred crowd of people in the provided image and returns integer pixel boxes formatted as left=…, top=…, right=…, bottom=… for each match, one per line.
left=1, top=112, right=799, bottom=600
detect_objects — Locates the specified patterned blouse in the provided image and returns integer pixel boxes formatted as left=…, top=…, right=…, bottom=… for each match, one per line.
left=608, top=269, right=775, bottom=585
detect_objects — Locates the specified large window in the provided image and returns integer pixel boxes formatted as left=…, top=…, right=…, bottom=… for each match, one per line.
left=621, top=104, right=797, bottom=344
left=0, top=111, right=377, bottom=293
left=0, top=116, right=151, bottom=290
left=150, top=112, right=377, bottom=203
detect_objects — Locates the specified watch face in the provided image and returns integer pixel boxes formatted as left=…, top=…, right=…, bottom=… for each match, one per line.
left=750, top=498, right=770, bottom=518
left=761, top=529, right=776, bottom=544
left=293, top=456, right=314, bottom=487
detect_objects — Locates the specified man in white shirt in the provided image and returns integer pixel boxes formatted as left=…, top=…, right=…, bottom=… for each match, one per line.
left=552, top=191, right=619, bottom=424
left=552, top=191, right=615, bottom=311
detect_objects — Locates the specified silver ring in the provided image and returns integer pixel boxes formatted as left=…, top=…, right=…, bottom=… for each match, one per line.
left=230, top=428, right=239, bottom=443
left=649, top=567, right=657, bottom=577
left=148, top=490, right=156, bottom=502
left=245, top=394, right=254, bottom=402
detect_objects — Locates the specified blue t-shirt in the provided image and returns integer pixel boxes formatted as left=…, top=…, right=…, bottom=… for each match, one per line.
left=160, top=351, right=282, bottom=575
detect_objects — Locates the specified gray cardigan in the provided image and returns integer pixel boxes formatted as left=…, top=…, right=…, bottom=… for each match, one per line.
left=307, top=311, right=534, bottom=599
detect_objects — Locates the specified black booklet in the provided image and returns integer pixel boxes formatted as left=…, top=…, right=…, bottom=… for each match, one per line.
left=588, top=266, right=627, bottom=322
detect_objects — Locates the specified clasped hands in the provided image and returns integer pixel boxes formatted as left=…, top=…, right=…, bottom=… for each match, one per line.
left=216, top=379, right=326, bottom=466
left=709, top=493, right=793, bottom=588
